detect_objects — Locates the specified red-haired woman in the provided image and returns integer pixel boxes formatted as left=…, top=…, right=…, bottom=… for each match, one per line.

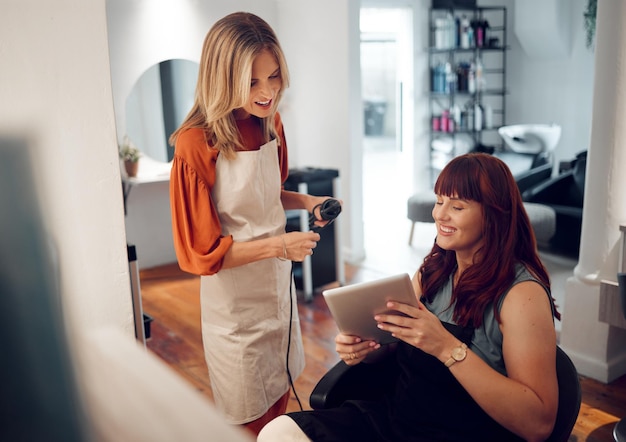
left=259, top=152, right=560, bottom=442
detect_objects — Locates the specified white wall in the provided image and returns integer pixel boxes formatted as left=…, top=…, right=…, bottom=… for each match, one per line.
left=0, top=0, right=133, bottom=339
left=278, top=0, right=365, bottom=261
left=504, top=0, right=595, bottom=166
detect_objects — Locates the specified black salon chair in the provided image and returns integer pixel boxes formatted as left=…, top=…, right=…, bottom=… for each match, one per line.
left=491, top=148, right=553, bottom=191
left=310, top=346, right=581, bottom=442
left=515, top=162, right=553, bottom=195
left=523, top=151, right=586, bottom=257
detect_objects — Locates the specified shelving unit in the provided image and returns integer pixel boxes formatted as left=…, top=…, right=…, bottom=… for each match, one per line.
left=428, top=6, right=508, bottom=183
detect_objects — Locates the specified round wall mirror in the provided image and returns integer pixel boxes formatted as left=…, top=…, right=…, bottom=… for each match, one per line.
left=125, top=59, right=198, bottom=163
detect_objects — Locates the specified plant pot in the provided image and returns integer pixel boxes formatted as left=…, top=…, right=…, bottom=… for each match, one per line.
left=124, top=160, right=139, bottom=178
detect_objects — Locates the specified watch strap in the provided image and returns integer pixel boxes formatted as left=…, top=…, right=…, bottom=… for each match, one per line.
left=444, top=343, right=467, bottom=367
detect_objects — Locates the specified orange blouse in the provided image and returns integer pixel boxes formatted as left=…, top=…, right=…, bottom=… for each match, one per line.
left=169, top=113, right=289, bottom=275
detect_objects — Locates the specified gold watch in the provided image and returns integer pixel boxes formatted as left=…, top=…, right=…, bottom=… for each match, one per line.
left=444, top=343, right=467, bottom=368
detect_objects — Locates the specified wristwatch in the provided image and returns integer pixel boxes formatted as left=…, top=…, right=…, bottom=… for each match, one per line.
left=444, top=343, right=467, bottom=368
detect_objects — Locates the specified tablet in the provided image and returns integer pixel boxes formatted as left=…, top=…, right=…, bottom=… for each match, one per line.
left=322, top=273, right=418, bottom=345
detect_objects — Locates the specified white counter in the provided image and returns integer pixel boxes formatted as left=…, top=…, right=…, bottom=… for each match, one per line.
left=123, top=156, right=177, bottom=270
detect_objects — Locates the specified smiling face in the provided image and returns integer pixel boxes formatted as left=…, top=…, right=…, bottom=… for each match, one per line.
left=432, top=194, right=485, bottom=261
left=235, top=49, right=282, bottom=120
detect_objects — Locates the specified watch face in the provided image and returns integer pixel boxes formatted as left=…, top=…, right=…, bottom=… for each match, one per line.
left=452, top=345, right=467, bottom=361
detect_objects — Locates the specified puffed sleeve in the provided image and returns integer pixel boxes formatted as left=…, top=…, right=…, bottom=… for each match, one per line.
left=275, top=112, right=289, bottom=183
left=169, top=129, right=233, bottom=275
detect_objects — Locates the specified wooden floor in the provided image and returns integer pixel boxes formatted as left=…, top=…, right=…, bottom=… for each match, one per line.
left=139, top=262, right=626, bottom=442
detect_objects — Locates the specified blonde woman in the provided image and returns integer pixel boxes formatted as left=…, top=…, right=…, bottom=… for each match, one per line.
left=169, top=12, right=336, bottom=435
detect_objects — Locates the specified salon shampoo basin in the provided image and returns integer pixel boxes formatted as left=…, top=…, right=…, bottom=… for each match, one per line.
left=498, top=124, right=561, bottom=154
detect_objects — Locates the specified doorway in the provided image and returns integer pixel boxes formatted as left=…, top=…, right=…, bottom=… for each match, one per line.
left=360, top=6, right=413, bottom=153
left=360, top=5, right=419, bottom=273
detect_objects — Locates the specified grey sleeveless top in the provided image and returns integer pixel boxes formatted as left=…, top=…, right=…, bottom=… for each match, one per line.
left=422, top=264, right=552, bottom=376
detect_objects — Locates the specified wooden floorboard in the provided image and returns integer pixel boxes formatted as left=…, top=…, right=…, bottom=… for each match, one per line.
left=139, top=263, right=625, bottom=441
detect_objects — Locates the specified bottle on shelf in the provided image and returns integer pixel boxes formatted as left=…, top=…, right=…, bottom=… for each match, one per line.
left=468, top=62, right=476, bottom=94
left=456, top=61, right=470, bottom=92
left=475, top=57, right=485, bottom=92
left=459, top=109, right=467, bottom=131
left=451, top=104, right=461, bottom=129
left=474, top=19, right=490, bottom=48
left=464, top=103, right=474, bottom=132
left=432, top=63, right=445, bottom=93
left=441, top=109, right=450, bottom=132
left=446, top=12, right=456, bottom=49
left=460, top=15, right=470, bottom=49
left=435, top=18, right=446, bottom=49
left=432, top=115, right=441, bottom=132
left=435, top=13, right=456, bottom=49
left=467, top=21, right=474, bottom=48
left=448, top=116, right=455, bottom=133
left=482, top=20, right=490, bottom=47
left=476, top=20, right=483, bottom=48
left=445, top=62, right=456, bottom=93
left=474, top=102, right=483, bottom=131
left=484, top=104, right=493, bottom=129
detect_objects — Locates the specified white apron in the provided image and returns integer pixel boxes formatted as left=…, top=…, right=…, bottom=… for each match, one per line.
left=200, top=139, right=305, bottom=424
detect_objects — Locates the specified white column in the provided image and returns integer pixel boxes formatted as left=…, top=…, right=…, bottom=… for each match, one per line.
left=559, top=0, right=626, bottom=383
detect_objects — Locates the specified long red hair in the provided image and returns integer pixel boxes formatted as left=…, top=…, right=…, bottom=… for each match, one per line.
left=419, top=152, right=560, bottom=326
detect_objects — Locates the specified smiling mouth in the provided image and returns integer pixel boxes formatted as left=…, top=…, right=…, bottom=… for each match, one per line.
left=439, top=225, right=456, bottom=233
left=256, top=99, right=272, bottom=106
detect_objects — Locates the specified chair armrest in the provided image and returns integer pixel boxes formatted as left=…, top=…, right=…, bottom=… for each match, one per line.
left=515, top=163, right=553, bottom=196
left=524, top=173, right=576, bottom=205
left=310, top=355, right=400, bottom=410
left=309, top=361, right=353, bottom=409
left=547, top=205, right=583, bottom=219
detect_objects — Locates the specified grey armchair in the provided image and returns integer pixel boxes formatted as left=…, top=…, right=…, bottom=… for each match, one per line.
left=522, top=151, right=587, bottom=257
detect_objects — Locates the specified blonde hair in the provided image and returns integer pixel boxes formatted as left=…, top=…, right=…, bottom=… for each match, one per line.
left=169, top=12, right=289, bottom=159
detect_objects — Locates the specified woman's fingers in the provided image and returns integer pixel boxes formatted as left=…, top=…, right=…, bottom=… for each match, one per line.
left=334, top=333, right=380, bottom=364
left=283, top=231, right=321, bottom=261
left=338, top=341, right=380, bottom=365
left=335, top=333, right=361, bottom=345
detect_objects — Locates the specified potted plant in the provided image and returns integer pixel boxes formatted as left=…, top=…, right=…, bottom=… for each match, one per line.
left=119, top=136, right=141, bottom=177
